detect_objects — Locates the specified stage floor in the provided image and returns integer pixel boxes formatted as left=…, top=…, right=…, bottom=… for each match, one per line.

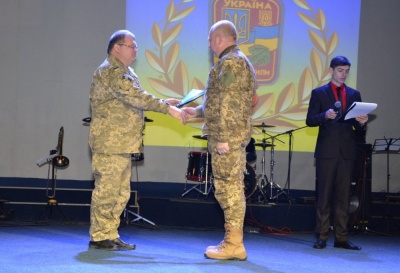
left=0, top=221, right=399, bottom=273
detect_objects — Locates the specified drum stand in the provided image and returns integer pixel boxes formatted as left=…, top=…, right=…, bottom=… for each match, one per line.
left=265, top=136, right=286, bottom=202
left=121, top=207, right=155, bottom=226
left=254, top=141, right=269, bottom=202
left=251, top=129, right=285, bottom=203
left=121, top=157, right=156, bottom=227
left=182, top=152, right=213, bottom=198
left=181, top=176, right=213, bottom=198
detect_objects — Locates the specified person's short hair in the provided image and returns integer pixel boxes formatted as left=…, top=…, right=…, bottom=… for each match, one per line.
left=212, top=20, right=237, bottom=41
left=107, top=30, right=135, bottom=54
left=330, top=56, right=351, bottom=69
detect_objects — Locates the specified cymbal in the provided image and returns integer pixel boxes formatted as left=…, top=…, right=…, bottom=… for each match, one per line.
left=192, top=135, right=207, bottom=140
left=253, top=123, right=275, bottom=128
left=255, top=143, right=275, bottom=148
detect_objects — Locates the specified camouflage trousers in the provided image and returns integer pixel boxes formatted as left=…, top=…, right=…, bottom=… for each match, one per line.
left=89, top=153, right=132, bottom=241
left=208, top=138, right=247, bottom=229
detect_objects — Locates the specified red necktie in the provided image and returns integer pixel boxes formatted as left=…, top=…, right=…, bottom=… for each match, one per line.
left=336, top=87, right=343, bottom=115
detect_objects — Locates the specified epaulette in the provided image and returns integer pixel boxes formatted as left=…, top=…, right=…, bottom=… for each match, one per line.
left=123, top=74, right=134, bottom=81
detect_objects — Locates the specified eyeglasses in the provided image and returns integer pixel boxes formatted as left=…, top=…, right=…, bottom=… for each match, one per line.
left=118, top=44, right=138, bottom=50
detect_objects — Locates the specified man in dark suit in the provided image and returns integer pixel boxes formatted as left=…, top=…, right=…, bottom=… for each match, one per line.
left=306, top=56, right=368, bottom=250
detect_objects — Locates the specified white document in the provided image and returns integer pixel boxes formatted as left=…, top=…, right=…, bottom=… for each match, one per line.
left=343, top=102, right=377, bottom=120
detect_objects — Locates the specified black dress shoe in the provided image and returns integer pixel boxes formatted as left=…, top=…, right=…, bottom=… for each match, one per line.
left=111, top=238, right=136, bottom=250
left=334, top=241, right=361, bottom=250
left=89, top=239, right=120, bottom=251
left=313, top=239, right=326, bottom=249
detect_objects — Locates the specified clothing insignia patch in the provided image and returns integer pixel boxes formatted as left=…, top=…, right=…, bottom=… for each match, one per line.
left=123, top=74, right=134, bottom=81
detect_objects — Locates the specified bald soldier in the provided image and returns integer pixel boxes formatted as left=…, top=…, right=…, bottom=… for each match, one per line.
left=182, top=20, right=257, bottom=260
left=89, top=30, right=182, bottom=251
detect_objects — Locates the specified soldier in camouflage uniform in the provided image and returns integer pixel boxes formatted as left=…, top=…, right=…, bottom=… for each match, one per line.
left=182, top=20, right=257, bottom=260
left=88, top=30, right=182, bottom=251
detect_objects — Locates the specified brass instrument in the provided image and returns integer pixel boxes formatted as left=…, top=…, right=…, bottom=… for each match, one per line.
left=36, top=126, right=70, bottom=220
left=52, top=127, right=69, bottom=168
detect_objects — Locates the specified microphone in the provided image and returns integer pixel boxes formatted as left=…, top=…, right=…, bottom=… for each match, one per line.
left=333, top=101, right=342, bottom=112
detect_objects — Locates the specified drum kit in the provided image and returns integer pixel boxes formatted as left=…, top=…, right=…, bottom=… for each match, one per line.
left=181, top=150, right=213, bottom=197
left=182, top=123, right=287, bottom=203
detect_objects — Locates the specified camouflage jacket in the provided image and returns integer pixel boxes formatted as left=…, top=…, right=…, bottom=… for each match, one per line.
left=89, top=55, right=169, bottom=154
left=201, top=45, right=257, bottom=146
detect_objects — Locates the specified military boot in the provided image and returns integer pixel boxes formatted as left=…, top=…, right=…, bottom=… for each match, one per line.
left=204, top=226, right=247, bottom=260
left=206, top=223, right=230, bottom=251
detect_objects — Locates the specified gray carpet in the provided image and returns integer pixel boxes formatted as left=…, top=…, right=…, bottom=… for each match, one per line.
left=0, top=221, right=399, bottom=273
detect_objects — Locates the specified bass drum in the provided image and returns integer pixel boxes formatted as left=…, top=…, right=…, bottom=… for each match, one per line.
left=244, top=163, right=257, bottom=199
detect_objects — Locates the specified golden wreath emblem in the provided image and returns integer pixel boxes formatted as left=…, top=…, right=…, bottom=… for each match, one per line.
left=145, top=0, right=338, bottom=133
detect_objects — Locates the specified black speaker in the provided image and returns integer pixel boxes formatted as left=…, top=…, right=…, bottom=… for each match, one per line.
left=348, top=143, right=372, bottom=229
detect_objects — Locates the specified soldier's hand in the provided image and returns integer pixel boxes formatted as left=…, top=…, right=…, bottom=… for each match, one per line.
left=168, top=106, right=183, bottom=123
left=217, top=142, right=230, bottom=155
left=181, top=107, right=198, bottom=120
left=164, top=98, right=180, bottom=106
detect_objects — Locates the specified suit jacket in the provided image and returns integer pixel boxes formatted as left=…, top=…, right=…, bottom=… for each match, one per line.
left=306, top=83, right=365, bottom=160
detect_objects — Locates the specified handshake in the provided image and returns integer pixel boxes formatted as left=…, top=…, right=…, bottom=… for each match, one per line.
left=164, top=98, right=199, bottom=125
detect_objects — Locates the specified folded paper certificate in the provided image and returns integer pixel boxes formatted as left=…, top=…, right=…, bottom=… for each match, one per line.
left=176, top=89, right=205, bottom=108
left=339, top=102, right=377, bottom=121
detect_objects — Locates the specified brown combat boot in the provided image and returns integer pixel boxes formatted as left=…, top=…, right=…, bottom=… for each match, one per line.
left=204, top=225, right=247, bottom=260
left=206, top=223, right=229, bottom=251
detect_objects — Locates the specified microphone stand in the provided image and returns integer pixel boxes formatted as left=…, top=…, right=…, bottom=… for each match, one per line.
left=262, top=125, right=308, bottom=203
left=282, top=125, right=309, bottom=202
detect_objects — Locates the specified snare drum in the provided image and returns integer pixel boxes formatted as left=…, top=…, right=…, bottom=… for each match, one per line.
left=244, top=163, right=257, bottom=198
left=186, top=151, right=212, bottom=182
